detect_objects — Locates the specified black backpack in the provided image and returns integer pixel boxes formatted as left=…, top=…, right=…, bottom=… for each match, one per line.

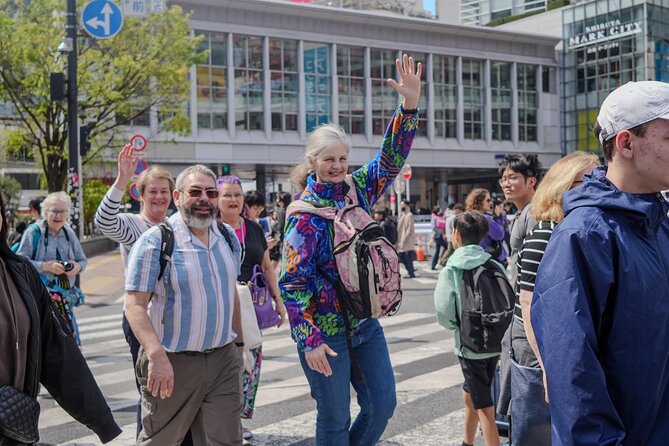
left=157, top=221, right=235, bottom=280
left=458, top=259, right=514, bottom=354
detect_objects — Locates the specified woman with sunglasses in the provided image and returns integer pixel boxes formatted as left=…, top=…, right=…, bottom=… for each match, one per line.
left=218, top=175, right=287, bottom=442
left=464, top=188, right=507, bottom=265
left=16, top=191, right=87, bottom=345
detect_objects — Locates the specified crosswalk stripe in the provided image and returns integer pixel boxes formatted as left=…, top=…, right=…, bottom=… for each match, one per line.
left=75, top=312, right=123, bottom=326
left=38, top=303, right=487, bottom=446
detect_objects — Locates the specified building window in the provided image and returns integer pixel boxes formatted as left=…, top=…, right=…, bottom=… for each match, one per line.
left=433, top=55, right=456, bottom=139
left=337, top=45, right=365, bottom=134
left=462, top=58, right=484, bottom=140
left=304, top=42, right=331, bottom=132
left=270, top=39, right=298, bottom=131
left=196, top=31, right=227, bottom=130
left=542, top=66, right=556, bottom=93
left=370, top=48, right=398, bottom=135
left=518, top=64, right=537, bottom=142
left=491, top=62, right=512, bottom=141
left=233, top=34, right=264, bottom=131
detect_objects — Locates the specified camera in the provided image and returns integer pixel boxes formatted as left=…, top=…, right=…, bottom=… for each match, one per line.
left=59, top=260, right=74, bottom=272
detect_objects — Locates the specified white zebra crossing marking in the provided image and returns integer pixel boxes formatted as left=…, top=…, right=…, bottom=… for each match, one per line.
left=39, top=308, right=475, bottom=446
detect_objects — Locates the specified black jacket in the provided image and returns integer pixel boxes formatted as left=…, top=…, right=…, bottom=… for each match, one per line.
left=1, top=246, right=121, bottom=444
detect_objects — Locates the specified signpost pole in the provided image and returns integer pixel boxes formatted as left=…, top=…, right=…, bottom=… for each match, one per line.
left=66, top=0, right=82, bottom=239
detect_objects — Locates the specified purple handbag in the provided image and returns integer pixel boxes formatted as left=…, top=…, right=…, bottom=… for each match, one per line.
left=248, top=264, right=280, bottom=329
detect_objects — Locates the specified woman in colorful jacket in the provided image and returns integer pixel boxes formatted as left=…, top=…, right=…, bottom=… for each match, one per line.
left=279, top=53, right=421, bottom=446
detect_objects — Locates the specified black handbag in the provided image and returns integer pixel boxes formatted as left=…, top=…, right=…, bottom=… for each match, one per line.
left=0, top=385, right=40, bottom=443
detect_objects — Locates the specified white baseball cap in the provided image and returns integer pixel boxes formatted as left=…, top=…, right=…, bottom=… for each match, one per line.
left=597, top=81, right=669, bottom=144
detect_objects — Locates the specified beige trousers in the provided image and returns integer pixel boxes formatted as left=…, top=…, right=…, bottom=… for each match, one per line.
left=136, top=343, right=243, bottom=446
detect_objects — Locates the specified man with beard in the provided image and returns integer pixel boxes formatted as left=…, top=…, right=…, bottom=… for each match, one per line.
left=125, top=164, right=244, bottom=445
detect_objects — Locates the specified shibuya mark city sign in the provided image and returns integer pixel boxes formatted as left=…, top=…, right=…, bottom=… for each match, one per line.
left=568, top=19, right=642, bottom=50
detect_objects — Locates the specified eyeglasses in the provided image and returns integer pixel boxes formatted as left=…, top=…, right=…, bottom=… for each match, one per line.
left=498, top=175, right=524, bottom=186
left=181, top=188, right=219, bottom=199
left=220, top=193, right=244, bottom=200
left=48, top=209, right=68, bottom=216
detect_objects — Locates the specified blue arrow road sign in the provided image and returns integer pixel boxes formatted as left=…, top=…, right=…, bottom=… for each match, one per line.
left=82, top=0, right=123, bottom=39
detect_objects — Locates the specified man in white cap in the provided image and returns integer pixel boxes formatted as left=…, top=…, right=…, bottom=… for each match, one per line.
left=531, top=81, right=669, bottom=445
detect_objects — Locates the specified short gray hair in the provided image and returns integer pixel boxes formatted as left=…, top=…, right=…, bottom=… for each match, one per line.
left=42, top=191, right=71, bottom=217
left=175, top=164, right=217, bottom=191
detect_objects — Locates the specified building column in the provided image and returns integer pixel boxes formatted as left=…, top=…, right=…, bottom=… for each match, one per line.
left=331, top=43, right=339, bottom=125
left=264, top=36, right=272, bottom=140
left=511, top=62, right=519, bottom=148
left=298, top=40, right=306, bottom=140
left=227, top=33, right=236, bottom=139
left=427, top=53, right=435, bottom=144
left=364, top=46, right=372, bottom=144
left=537, top=65, right=544, bottom=148
left=456, top=56, right=464, bottom=145
left=484, top=59, right=492, bottom=147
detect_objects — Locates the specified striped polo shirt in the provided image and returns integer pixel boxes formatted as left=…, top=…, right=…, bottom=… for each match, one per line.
left=125, top=212, right=241, bottom=353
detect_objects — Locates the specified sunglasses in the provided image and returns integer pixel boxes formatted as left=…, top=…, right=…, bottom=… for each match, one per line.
left=182, top=188, right=219, bottom=199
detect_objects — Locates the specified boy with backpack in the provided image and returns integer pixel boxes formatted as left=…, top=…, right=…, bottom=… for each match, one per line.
left=434, top=211, right=514, bottom=446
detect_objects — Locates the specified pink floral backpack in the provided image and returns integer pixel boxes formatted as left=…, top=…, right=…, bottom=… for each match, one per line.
left=287, top=176, right=403, bottom=318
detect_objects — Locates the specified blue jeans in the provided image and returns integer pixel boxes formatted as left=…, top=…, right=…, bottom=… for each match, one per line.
left=298, top=318, right=397, bottom=446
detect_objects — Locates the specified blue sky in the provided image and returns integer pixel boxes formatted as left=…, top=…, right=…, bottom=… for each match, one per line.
left=424, top=0, right=436, bottom=15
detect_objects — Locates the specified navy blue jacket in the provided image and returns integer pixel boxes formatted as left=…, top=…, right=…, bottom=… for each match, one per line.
left=532, top=167, right=669, bottom=446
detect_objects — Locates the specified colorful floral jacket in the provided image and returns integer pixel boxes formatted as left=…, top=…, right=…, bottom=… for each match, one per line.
left=279, top=106, right=418, bottom=352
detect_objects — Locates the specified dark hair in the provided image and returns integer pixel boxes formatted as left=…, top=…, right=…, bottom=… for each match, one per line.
left=373, top=208, right=387, bottom=219
left=454, top=211, right=488, bottom=246
left=593, top=121, right=650, bottom=162
left=28, top=197, right=43, bottom=214
left=401, top=199, right=411, bottom=206
left=244, top=190, right=265, bottom=208
left=498, top=154, right=543, bottom=185
left=277, top=192, right=292, bottom=207
left=453, top=203, right=465, bottom=211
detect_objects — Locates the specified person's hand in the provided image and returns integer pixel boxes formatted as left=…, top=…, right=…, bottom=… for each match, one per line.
left=65, top=260, right=82, bottom=277
left=266, top=236, right=279, bottom=250
left=45, top=260, right=66, bottom=275
left=113, top=144, right=140, bottom=190
left=146, top=351, right=174, bottom=399
left=304, top=343, right=338, bottom=377
left=387, top=53, right=422, bottom=110
left=274, top=297, right=287, bottom=328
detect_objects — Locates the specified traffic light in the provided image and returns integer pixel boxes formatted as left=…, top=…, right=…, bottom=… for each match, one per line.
left=80, top=124, right=91, bottom=156
left=222, top=164, right=230, bottom=175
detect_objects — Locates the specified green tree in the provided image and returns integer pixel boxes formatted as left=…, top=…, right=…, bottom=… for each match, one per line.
left=0, top=0, right=205, bottom=192
left=82, top=178, right=112, bottom=225
left=0, top=175, right=22, bottom=209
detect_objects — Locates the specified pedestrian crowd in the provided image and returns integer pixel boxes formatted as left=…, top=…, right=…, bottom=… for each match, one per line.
left=0, top=53, right=668, bottom=446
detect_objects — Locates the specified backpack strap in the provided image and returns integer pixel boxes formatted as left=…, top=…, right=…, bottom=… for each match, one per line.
left=30, top=223, right=41, bottom=260
left=286, top=200, right=336, bottom=220
left=157, top=222, right=174, bottom=281
left=342, top=175, right=360, bottom=206
left=216, top=221, right=235, bottom=252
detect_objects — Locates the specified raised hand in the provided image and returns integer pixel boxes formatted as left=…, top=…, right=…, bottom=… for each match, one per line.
left=113, top=143, right=140, bottom=191
left=387, top=53, right=422, bottom=110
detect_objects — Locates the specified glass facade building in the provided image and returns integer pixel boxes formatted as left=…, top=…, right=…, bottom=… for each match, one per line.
left=562, top=0, right=669, bottom=152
